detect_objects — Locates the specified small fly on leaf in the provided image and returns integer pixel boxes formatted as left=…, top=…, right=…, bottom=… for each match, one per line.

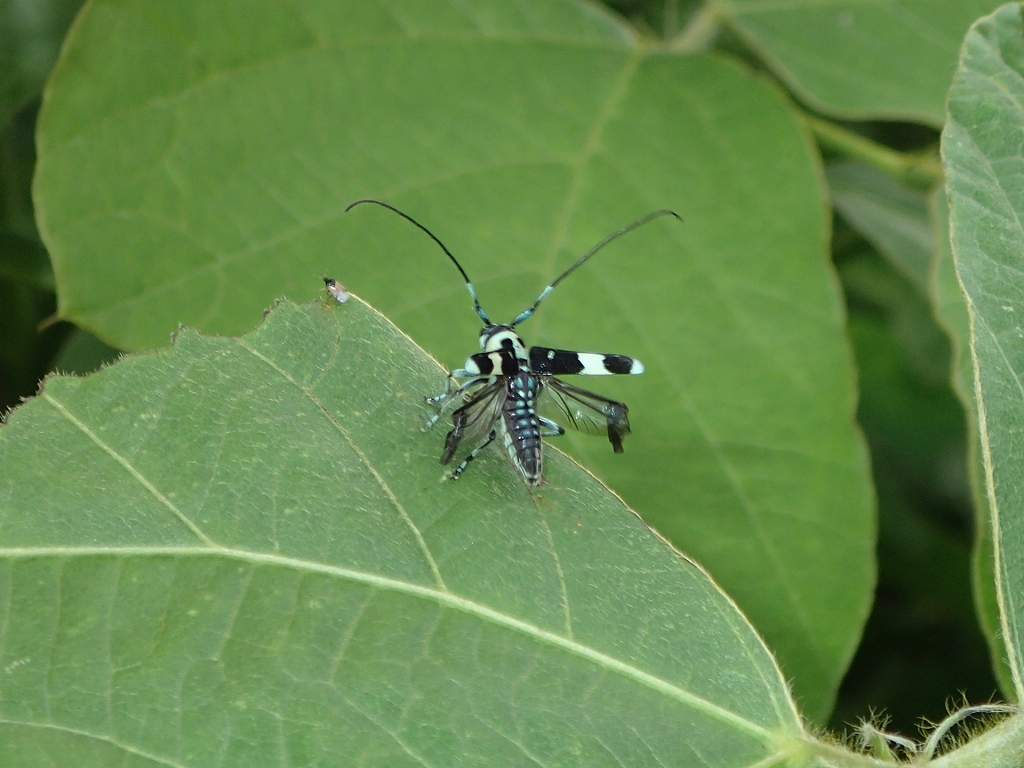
left=323, top=277, right=349, bottom=303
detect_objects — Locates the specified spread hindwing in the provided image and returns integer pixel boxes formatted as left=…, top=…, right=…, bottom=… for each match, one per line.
left=351, top=203, right=672, bottom=486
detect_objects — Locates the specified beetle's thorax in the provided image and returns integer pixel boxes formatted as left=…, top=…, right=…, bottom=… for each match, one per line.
left=479, top=324, right=528, bottom=364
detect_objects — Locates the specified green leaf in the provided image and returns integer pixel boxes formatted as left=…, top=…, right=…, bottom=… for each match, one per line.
left=34, top=0, right=875, bottom=721
left=831, top=239, right=1002, bottom=731
left=49, top=327, right=121, bottom=376
left=827, top=153, right=1017, bottom=700
left=943, top=1, right=1024, bottom=698
left=827, top=161, right=933, bottom=293
left=824, top=151, right=1017, bottom=704
left=0, top=298, right=802, bottom=766
left=930, top=191, right=1015, bottom=699
left=719, top=0, right=996, bottom=125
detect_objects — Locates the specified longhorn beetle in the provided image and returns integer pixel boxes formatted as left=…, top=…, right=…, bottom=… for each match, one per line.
left=345, top=199, right=680, bottom=486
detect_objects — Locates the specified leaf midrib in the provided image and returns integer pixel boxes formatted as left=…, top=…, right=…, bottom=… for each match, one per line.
left=0, top=544, right=783, bottom=743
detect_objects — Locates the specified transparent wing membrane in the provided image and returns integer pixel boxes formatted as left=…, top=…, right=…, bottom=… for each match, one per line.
left=438, top=380, right=507, bottom=465
left=541, top=377, right=631, bottom=453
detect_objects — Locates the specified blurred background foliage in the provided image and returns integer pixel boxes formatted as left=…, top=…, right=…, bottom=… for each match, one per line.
left=0, top=0, right=1001, bottom=739
left=0, top=0, right=120, bottom=406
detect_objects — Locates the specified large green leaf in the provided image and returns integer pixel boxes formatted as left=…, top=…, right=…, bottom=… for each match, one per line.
left=0, top=297, right=803, bottom=766
left=943, top=1, right=1024, bottom=697
left=34, top=0, right=874, bottom=721
left=930, top=192, right=1014, bottom=699
left=719, top=0, right=996, bottom=125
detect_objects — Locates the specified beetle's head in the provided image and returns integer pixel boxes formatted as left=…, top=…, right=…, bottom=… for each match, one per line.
left=480, top=324, right=527, bottom=360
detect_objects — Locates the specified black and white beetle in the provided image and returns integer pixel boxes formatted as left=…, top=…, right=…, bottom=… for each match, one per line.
left=346, top=199, right=680, bottom=486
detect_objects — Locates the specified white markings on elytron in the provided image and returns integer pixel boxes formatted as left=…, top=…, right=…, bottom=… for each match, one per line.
left=344, top=199, right=680, bottom=485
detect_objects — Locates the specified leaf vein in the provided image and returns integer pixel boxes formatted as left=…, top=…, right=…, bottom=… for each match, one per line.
left=328, top=588, right=376, bottom=681
left=470, top=713, right=550, bottom=768
left=537, top=50, right=642, bottom=298
left=47, top=34, right=628, bottom=159
left=232, top=338, right=448, bottom=591
left=0, top=719, right=190, bottom=768
left=530, top=493, right=573, bottom=639
left=336, top=688, right=437, bottom=768
left=40, top=393, right=216, bottom=547
left=0, top=545, right=780, bottom=742
left=85, top=159, right=567, bottom=321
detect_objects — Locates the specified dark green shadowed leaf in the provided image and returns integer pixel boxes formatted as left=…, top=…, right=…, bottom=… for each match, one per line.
left=0, top=231, right=53, bottom=291
left=719, top=0, right=996, bottom=125
left=0, top=0, right=84, bottom=128
left=34, top=0, right=874, bottom=722
left=830, top=236, right=1000, bottom=731
left=0, top=298, right=801, bottom=767
left=49, top=327, right=122, bottom=376
left=827, top=161, right=934, bottom=293
left=943, top=2, right=1024, bottom=697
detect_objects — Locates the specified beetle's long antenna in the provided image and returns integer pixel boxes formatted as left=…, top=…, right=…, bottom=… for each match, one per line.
left=345, top=199, right=491, bottom=324
left=511, top=209, right=681, bottom=327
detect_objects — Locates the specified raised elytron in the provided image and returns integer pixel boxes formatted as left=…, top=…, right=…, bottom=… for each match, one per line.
left=345, top=199, right=679, bottom=486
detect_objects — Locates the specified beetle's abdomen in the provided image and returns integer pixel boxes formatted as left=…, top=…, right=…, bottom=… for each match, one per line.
left=503, top=372, right=542, bottom=484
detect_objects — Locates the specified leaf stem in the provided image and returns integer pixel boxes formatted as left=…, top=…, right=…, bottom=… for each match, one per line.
left=670, top=4, right=720, bottom=52
left=929, top=711, right=1024, bottom=768
left=802, top=737, right=896, bottom=768
left=798, top=712, right=1024, bottom=768
left=800, top=112, right=943, bottom=191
